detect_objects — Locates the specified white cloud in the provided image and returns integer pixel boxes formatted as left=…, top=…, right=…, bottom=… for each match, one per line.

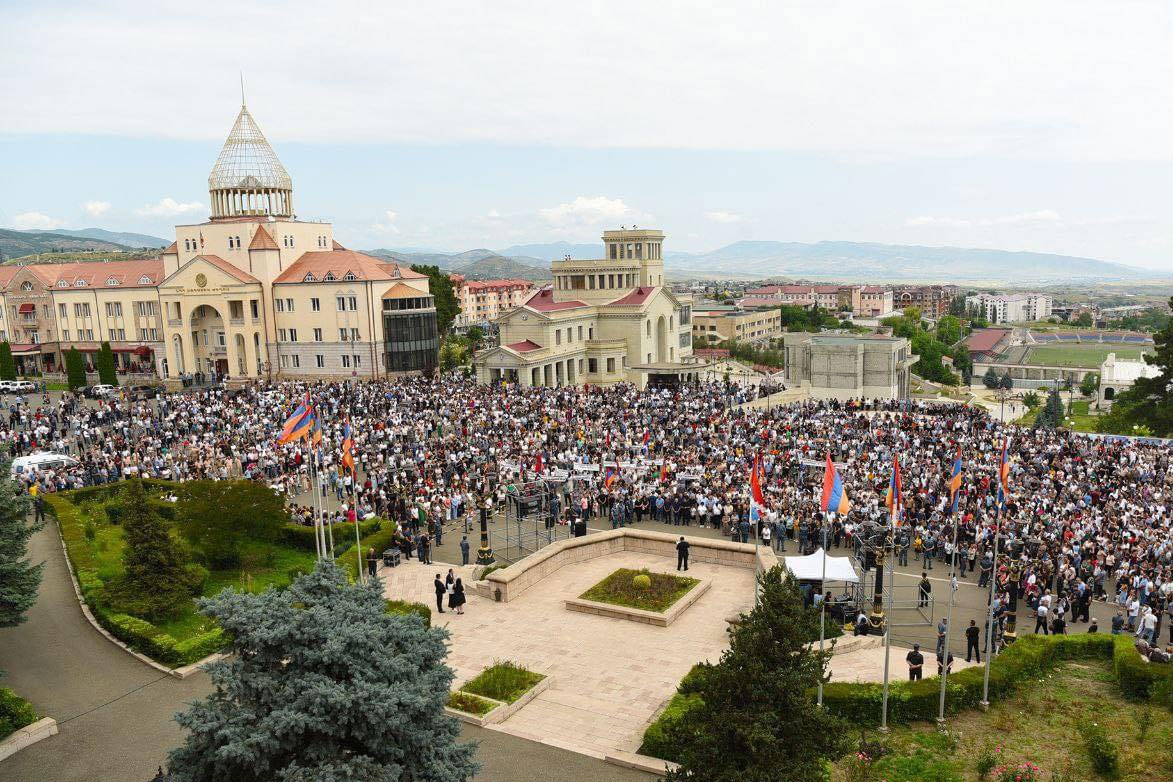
left=705, top=210, right=744, bottom=224
left=135, top=197, right=205, bottom=217
left=539, top=196, right=636, bottom=226
left=11, top=211, right=64, bottom=230
left=384, top=210, right=398, bottom=222
left=905, top=209, right=1061, bottom=228
left=371, top=210, right=400, bottom=234
left=81, top=200, right=111, bottom=217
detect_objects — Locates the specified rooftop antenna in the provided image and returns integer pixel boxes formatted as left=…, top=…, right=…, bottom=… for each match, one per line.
left=240, top=72, right=246, bottom=105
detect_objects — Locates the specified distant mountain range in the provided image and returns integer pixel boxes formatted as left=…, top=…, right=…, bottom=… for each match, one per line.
left=0, top=228, right=135, bottom=261
left=662, top=241, right=1149, bottom=283
left=366, top=248, right=550, bottom=281
left=22, top=228, right=170, bottom=249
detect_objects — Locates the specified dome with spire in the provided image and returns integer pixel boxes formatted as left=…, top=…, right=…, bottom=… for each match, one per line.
left=207, top=104, right=294, bottom=220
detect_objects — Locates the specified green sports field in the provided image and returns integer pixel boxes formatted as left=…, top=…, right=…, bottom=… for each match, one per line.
left=1023, top=344, right=1149, bottom=368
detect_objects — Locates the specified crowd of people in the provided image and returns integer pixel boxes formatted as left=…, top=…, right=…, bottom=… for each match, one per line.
left=3, top=375, right=1171, bottom=649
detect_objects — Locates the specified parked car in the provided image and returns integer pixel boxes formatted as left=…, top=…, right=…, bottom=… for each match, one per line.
left=87, top=384, right=117, bottom=398
left=128, top=384, right=162, bottom=401
left=10, top=380, right=36, bottom=393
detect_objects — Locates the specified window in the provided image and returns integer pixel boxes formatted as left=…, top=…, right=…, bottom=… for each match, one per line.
left=56, top=280, right=68, bottom=288
left=588, top=358, right=597, bottom=373
left=353, top=354, right=362, bottom=367
left=278, top=329, right=287, bottom=341
left=323, top=271, right=337, bottom=282
left=311, top=297, right=320, bottom=312
left=609, top=244, right=617, bottom=259
left=75, top=279, right=86, bottom=287
left=139, top=275, right=152, bottom=284
left=58, top=304, right=67, bottom=318
left=85, top=329, right=93, bottom=340
left=106, top=277, right=120, bottom=286
left=280, top=355, right=289, bottom=368
left=216, top=332, right=226, bottom=348
left=288, top=329, right=298, bottom=342
left=62, top=329, right=70, bottom=341
left=341, top=355, right=351, bottom=368
left=291, top=355, right=300, bottom=368
left=20, top=281, right=33, bottom=292
left=149, top=328, right=158, bottom=340
left=343, top=271, right=357, bottom=281
left=136, top=301, right=155, bottom=316
left=339, top=328, right=349, bottom=342
left=285, top=298, right=294, bottom=312
left=577, top=325, right=583, bottom=340
left=105, top=302, right=123, bottom=317
left=304, top=272, right=317, bottom=282
left=250, top=300, right=259, bottom=319
left=606, top=358, right=615, bottom=373
left=113, top=328, right=125, bottom=341
left=555, top=331, right=561, bottom=346
left=315, top=354, right=324, bottom=368
left=313, top=328, right=322, bottom=342
left=275, top=299, right=285, bottom=313
left=74, top=303, right=91, bottom=317
left=350, top=327, right=360, bottom=341
left=336, top=296, right=346, bottom=311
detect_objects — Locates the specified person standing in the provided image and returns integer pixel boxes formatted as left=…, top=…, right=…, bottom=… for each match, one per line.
left=433, top=573, right=446, bottom=613
left=451, top=577, right=466, bottom=615
left=906, top=644, right=924, bottom=681
left=366, top=547, right=377, bottom=579
left=918, top=572, right=932, bottom=608
left=676, top=536, right=690, bottom=571
left=460, top=535, right=470, bottom=566
left=1035, top=601, right=1049, bottom=635
left=965, top=619, right=981, bottom=662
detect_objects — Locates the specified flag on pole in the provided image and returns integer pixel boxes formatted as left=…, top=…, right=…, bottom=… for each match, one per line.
left=642, top=429, right=650, bottom=446
left=949, top=446, right=963, bottom=514
left=996, top=436, right=1011, bottom=510
left=820, top=453, right=850, bottom=515
left=604, top=461, right=619, bottom=489
left=749, top=453, right=766, bottom=523
left=277, top=393, right=314, bottom=444
left=535, top=452, right=544, bottom=474
left=659, top=463, right=669, bottom=483
left=885, top=453, right=903, bottom=524
left=340, top=420, right=356, bottom=478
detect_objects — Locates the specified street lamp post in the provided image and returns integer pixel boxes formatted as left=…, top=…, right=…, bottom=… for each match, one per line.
left=475, top=495, right=495, bottom=566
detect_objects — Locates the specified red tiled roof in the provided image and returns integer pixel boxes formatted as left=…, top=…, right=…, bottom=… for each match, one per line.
left=693, top=348, right=730, bottom=359
left=745, top=285, right=784, bottom=295
left=191, top=255, right=260, bottom=284
left=813, top=285, right=842, bottom=294
left=19, top=259, right=165, bottom=290
left=461, top=278, right=534, bottom=291
left=162, top=242, right=178, bottom=255
left=861, top=285, right=888, bottom=293
left=505, top=339, right=542, bottom=353
left=381, top=282, right=429, bottom=299
left=249, top=226, right=279, bottom=251
left=738, top=297, right=783, bottom=309
left=332, top=240, right=346, bottom=250
left=965, top=328, right=1012, bottom=353
left=273, top=250, right=425, bottom=284
left=523, top=287, right=588, bottom=312
left=604, top=286, right=657, bottom=307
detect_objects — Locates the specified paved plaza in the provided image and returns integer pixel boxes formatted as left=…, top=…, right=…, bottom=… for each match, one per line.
left=383, top=549, right=756, bottom=758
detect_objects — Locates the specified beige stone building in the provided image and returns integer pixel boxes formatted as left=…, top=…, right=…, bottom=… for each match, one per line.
left=781, top=333, right=915, bottom=400
left=474, top=229, right=698, bottom=388
left=451, top=277, right=535, bottom=328
left=691, top=306, right=781, bottom=343
left=0, top=100, right=438, bottom=384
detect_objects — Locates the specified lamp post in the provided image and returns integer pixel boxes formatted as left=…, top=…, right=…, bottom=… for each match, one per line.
left=475, top=494, right=495, bottom=566
left=1002, top=538, right=1024, bottom=642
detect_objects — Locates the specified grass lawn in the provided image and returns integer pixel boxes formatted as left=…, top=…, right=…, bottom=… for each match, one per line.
left=460, top=661, right=545, bottom=704
left=1015, top=399, right=1100, bottom=432
left=829, top=660, right=1173, bottom=782
left=579, top=567, right=699, bottom=613
left=1024, top=344, right=1149, bottom=368
left=447, top=691, right=498, bottom=716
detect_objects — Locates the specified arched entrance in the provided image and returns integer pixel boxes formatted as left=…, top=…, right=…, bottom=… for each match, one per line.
left=655, top=315, right=668, bottom=363
left=190, top=304, right=228, bottom=379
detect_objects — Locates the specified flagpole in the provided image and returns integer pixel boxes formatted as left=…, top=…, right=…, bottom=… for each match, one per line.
left=817, top=511, right=829, bottom=706
left=310, top=446, right=322, bottom=560
left=980, top=502, right=1001, bottom=708
left=938, top=509, right=960, bottom=722
left=880, top=506, right=895, bottom=731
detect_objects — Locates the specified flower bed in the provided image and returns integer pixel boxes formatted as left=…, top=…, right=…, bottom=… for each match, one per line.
left=578, top=568, right=699, bottom=613
left=446, top=691, right=497, bottom=716
left=459, top=660, right=545, bottom=704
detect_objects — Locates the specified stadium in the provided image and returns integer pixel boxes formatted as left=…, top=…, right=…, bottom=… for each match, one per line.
left=967, top=328, right=1154, bottom=389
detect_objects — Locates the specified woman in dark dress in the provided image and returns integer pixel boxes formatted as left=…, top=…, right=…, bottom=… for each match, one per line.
left=450, top=577, right=466, bottom=615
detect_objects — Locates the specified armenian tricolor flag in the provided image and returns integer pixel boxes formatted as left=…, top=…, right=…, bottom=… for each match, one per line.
left=535, top=452, right=544, bottom=474
left=820, top=453, right=850, bottom=515
left=996, top=436, right=1011, bottom=509
left=885, top=453, right=903, bottom=524
left=749, top=453, right=766, bottom=523
left=604, top=462, right=618, bottom=489
left=340, top=420, right=356, bottom=478
left=277, top=394, right=314, bottom=445
left=949, top=446, right=963, bottom=514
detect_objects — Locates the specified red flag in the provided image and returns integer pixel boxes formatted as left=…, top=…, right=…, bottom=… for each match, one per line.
left=535, top=452, right=543, bottom=474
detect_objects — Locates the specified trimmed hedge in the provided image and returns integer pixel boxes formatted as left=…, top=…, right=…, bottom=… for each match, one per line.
left=0, top=687, right=37, bottom=740
left=280, top=518, right=382, bottom=554
left=1114, top=634, right=1173, bottom=699
left=341, top=520, right=400, bottom=581
left=638, top=690, right=702, bottom=761
left=385, top=599, right=432, bottom=628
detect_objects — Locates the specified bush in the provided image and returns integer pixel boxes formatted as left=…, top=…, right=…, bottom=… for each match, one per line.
left=339, top=520, right=398, bottom=581
left=1079, top=721, right=1119, bottom=775
left=0, top=687, right=37, bottom=740
left=637, top=690, right=703, bottom=762
left=384, top=599, right=431, bottom=628
left=447, top=691, right=497, bottom=716
left=1113, top=635, right=1172, bottom=700
left=632, top=573, right=651, bottom=590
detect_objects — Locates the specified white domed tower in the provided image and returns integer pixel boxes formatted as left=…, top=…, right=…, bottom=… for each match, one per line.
left=207, top=103, right=293, bottom=220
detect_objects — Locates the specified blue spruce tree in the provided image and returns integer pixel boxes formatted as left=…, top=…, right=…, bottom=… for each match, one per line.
left=168, top=561, right=478, bottom=782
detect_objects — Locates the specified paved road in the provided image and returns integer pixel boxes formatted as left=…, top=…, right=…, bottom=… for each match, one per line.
left=0, top=520, right=651, bottom=782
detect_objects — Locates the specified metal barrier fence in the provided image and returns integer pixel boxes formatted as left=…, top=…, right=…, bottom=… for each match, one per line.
left=851, top=577, right=935, bottom=627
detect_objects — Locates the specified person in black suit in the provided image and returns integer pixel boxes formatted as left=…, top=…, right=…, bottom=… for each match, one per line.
left=676, top=536, right=690, bottom=571
left=965, top=619, right=981, bottom=662
left=433, top=574, right=446, bottom=613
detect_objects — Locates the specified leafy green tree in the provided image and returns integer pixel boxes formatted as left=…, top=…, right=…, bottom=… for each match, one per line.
left=177, top=480, right=287, bottom=568
left=438, top=337, right=467, bottom=371
left=1074, top=312, right=1094, bottom=327
left=982, top=367, right=999, bottom=389
left=662, top=566, right=847, bottom=782
left=107, top=481, right=192, bottom=622
left=0, top=342, right=15, bottom=381
left=1035, top=388, right=1065, bottom=429
left=999, top=372, right=1013, bottom=390
left=465, top=325, right=484, bottom=351
left=1080, top=372, right=1099, bottom=398
left=96, top=341, right=118, bottom=386
left=410, top=264, right=461, bottom=334
left=1100, top=297, right=1173, bottom=437
left=0, top=456, right=41, bottom=628
left=1022, top=391, right=1041, bottom=409
left=65, top=347, right=87, bottom=390
left=168, top=561, right=478, bottom=782
left=936, top=315, right=962, bottom=346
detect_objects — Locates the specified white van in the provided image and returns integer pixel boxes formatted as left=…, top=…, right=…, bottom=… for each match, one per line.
left=11, top=452, right=79, bottom=475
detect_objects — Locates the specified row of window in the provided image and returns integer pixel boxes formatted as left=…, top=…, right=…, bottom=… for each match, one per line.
left=560, top=272, right=639, bottom=291
left=302, top=271, right=358, bottom=282
left=278, top=327, right=364, bottom=343
left=278, top=353, right=364, bottom=370
left=607, top=242, right=661, bottom=261
left=274, top=296, right=361, bottom=313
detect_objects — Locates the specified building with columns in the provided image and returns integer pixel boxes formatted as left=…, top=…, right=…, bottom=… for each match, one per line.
left=473, top=229, right=698, bottom=388
left=0, top=100, right=438, bottom=384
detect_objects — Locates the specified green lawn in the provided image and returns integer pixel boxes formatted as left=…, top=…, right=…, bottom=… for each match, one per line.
left=460, top=661, right=545, bottom=704
left=1024, top=344, right=1148, bottom=368
left=1015, top=399, right=1100, bottom=432
left=447, top=691, right=498, bottom=716
left=579, top=567, right=699, bottom=613
left=829, top=660, right=1173, bottom=782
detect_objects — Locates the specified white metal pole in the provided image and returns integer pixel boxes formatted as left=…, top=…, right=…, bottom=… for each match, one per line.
left=880, top=510, right=895, bottom=730
left=938, top=515, right=960, bottom=722
left=817, top=512, right=829, bottom=706
left=981, top=505, right=1002, bottom=707
left=309, top=449, right=322, bottom=560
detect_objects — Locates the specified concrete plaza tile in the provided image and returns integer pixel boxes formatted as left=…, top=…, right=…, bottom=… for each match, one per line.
left=381, top=550, right=754, bottom=759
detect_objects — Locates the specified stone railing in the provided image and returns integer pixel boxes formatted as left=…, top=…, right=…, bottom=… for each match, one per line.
left=482, top=528, right=779, bottom=603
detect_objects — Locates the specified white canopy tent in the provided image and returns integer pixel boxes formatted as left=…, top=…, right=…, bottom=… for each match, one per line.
left=783, top=549, right=860, bottom=583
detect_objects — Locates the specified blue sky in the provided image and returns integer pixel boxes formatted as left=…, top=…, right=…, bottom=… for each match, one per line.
left=4, top=1, right=1173, bottom=272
